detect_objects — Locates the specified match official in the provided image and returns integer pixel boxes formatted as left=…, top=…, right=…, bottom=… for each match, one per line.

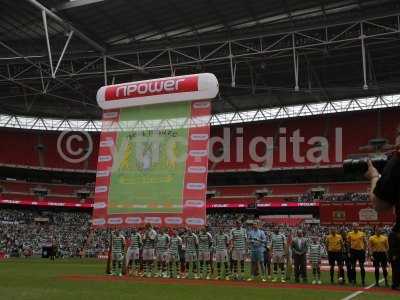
left=369, top=228, right=389, bottom=287
left=347, top=223, right=367, bottom=286
left=325, top=228, right=344, bottom=284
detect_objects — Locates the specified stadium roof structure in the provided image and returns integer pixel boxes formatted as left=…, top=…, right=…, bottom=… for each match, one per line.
left=1, top=0, right=400, bottom=120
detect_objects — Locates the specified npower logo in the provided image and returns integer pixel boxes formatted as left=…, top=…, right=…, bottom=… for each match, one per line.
left=97, top=73, right=218, bottom=109
left=105, top=76, right=198, bottom=101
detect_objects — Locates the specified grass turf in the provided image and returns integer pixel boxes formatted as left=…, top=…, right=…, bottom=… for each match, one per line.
left=0, top=258, right=397, bottom=300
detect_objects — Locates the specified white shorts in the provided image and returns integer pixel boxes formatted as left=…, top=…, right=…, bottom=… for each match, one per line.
left=112, top=253, right=123, bottom=261
left=156, top=251, right=169, bottom=262
left=198, top=251, right=211, bottom=261
left=232, top=249, right=246, bottom=261
left=310, top=260, right=321, bottom=266
left=272, top=252, right=285, bottom=264
left=185, top=252, right=197, bottom=262
left=142, top=249, right=155, bottom=261
left=215, top=250, right=228, bottom=262
left=126, top=248, right=140, bottom=261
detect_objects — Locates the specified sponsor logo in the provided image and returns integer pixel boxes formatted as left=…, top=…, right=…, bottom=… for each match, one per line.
left=189, top=150, right=208, bottom=157
left=186, top=183, right=206, bottom=190
left=186, top=218, right=205, bottom=225
left=125, top=217, right=142, bottom=224
left=144, top=217, right=162, bottom=224
left=0, top=200, right=20, bottom=204
left=164, top=217, right=183, bottom=225
left=95, top=186, right=108, bottom=193
left=98, top=155, right=112, bottom=162
left=100, top=140, right=114, bottom=147
left=93, top=202, right=107, bottom=209
left=92, top=218, right=106, bottom=225
left=96, top=170, right=110, bottom=177
left=191, top=134, right=209, bottom=141
left=184, top=200, right=205, bottom=208
left=48, top=202, right=64, bottom=206
left=299, top=203, right=318, bottom=207
left=209, top=204, right=228, bottom=208
left=187, top=166, right=207, bottom=173
left=108, top=218, right=123, bottom=225
left=105, top=76, right=198, bottom=101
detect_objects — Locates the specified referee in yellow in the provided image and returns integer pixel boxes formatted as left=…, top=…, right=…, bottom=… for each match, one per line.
left=369, top=228, right=389, bottom=287
left=347, top=223, right=367, bottom=286
left=325, top=227, right=345, bottom=284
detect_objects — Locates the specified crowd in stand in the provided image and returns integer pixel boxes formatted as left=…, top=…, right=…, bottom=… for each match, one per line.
left=0, top=208, right=391, bottom=259
left=322, top=193, right=369, bottom=202
left=0, top=209, right=90, bottom=257
left=297, top=192, right=316, bottom=202
left=292, top=192, right=369, bottom=203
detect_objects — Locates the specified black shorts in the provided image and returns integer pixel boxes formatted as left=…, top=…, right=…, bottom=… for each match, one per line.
left=372, top=252, right=388, bottom=268
left=263, top=250, right=271, bottom=265
left=350, top=249, right=366, bottom=264
left=328, top=251, right=343, bottom=266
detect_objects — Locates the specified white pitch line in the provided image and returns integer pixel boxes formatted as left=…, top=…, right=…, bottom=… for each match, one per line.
left=340, top=279, right=384, bottom=300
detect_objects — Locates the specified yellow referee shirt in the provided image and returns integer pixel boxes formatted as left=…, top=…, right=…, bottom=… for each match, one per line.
left=369, top=235, right=389, bottom=253
left=347, top=231, right=366, bottom=251
left=326, top=234, right=343, bottom=252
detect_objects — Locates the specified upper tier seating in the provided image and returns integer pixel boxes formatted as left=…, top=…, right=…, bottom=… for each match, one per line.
left=209, top=109, right=399, bottom=171
left=0, top=179, right=94, bottom=204
left=0, top=109, right=398, bottom=172
left=0, top=129, right=99, bottom=170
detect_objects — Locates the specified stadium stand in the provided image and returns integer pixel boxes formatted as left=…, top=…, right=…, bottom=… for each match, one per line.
left=0, top=129, right=99, bottom=171
left=2, top=0, right=400, bottom=297
left=0, top=109, right=398, bottom=172
left=210, top=109, right=399, bottom=171
left=0, top=179, right=94, bottom=204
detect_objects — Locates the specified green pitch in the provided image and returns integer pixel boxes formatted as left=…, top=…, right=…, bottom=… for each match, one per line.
left=0, top=259, right=398, bottom=300
left=108, top=102, right=190, bottom=214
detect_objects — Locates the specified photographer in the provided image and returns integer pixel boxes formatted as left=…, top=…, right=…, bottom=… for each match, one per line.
left=365, top=126, right=400, bottom=291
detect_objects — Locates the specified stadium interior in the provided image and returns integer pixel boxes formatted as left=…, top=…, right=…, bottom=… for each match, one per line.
left=1, top=0, right=400, bottom=299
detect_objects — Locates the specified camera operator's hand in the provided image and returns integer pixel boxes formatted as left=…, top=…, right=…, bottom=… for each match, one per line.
left=365, top=160, right=380, bottom=180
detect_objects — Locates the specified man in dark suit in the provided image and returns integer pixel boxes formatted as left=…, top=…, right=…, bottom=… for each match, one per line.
left=291, top=230, right=308, bottom=283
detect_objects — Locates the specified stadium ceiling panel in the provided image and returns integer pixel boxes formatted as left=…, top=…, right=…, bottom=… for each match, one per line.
left=0, top=0, right=400, bottom=119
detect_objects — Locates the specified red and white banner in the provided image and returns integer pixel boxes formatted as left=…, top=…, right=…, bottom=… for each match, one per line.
left=92, top=102, right=211, bottom=228
left=93, top=74, right=217, bottom=228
